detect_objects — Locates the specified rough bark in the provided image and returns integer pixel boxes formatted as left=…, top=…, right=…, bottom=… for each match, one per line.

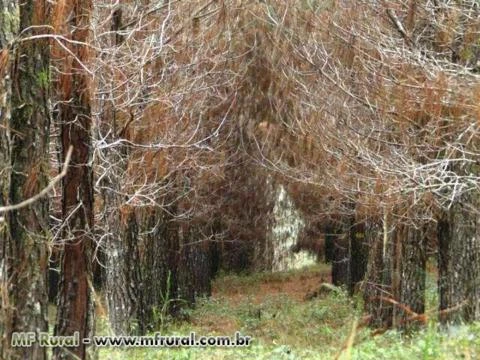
left=438, top=193, right=480, bottom=324
left=362, top=217, right=427, bottom=330
left=0, top=0, right=17, bottom=356
left=177, top=224, right=212, bottom=307
left=362, top=220, right=394, bottom=328
left=100, top=5, right=145, bottom=335
left=138, top=206, right=178, bottom=331
left=106, top=206, right=141, bottom=335
left=397, top=224, right=426, bottom=329
left=53, top=1, right=94, bottom=359
left=5, top=2, right=51, bottom=359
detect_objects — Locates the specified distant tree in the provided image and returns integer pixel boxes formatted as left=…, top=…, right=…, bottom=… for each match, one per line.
left=235, top=0, right=478, bottom=328
left=316, top=0, right=480, bottom=327
left=93, top=0, right=224, bottom=332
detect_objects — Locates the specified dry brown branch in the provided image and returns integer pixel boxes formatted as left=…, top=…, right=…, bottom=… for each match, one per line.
left=0, top=146, right=73, bottom=215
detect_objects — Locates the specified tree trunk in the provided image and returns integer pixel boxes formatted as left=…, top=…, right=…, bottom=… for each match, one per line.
left=0, top=0, right=17, bottom=356
left=177, top=224, right=212, bottom=307
left=438, top=194, right=480, bottom=324
left=362, top=220, right=394, bottom=328
left=5, top=2, right=51, bottom=359
left=331, top=224, right=351, bottom=289
left=397, top=224, right=426, bottom=329
left=99, top=5, right=146, bottom=335
left=350, top=221, right=369, bottom=295
left=138, top=206, right=178, bottom=331
left=363, top=217, right=427, bottom=330
left=324, top=226, right=335, bottom=263
left=106, top=206, right=142, bottom=335
left=53, top=1, right=94, bottom=359
left=331, top=218, right=369, bottom=295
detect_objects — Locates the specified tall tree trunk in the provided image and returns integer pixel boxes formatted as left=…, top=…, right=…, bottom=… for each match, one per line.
left=363, top=217, right=427, bottom=330
left=438, top=193, right=480, bottom=324
left=138, top=205, right=178, bottom=331
left=53, top=1, right=94, bottom=359
left=350, top=221, right=369, bottom=295
left=0, top=0, right=17, bottom=356
left=106, top=205, right=141, bottom=335
left=5, top=2, right=51, bottom=359
left=331, top=223, right=351, bottom=289
left=362, top=219, right=395, bottom=328
left=397, top=224, right=426, bottom=329
left=331, top=213, right=369, bottom=295
left=100, top=4, right=146, bottom=335
left=324, top=226, right=335, bottom=263
left=177, top=223, right=212, bottom=307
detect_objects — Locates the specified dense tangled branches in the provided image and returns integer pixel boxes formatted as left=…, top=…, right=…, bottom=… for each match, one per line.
left=2, top=1, right=479, bottom=356
left=86, top=0, right=479, bottom=283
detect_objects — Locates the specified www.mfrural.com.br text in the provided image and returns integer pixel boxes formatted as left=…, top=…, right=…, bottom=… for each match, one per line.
left=11, top=331, right=252, bottom=348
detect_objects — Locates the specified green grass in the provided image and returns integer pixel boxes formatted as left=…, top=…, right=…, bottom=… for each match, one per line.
left=98, top=265, right=480, bottom=360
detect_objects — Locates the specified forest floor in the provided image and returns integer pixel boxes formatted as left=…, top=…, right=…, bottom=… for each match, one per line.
left=98, top=264, right=480, bottom=360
